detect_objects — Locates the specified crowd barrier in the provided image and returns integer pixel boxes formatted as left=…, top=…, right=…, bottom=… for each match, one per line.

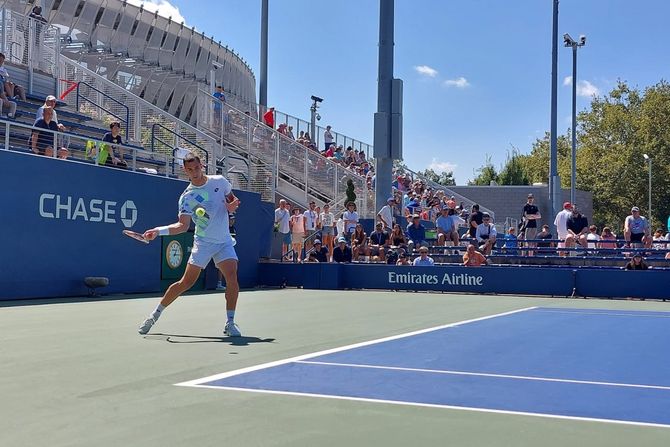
left=257, top=262, right=670, bottom=300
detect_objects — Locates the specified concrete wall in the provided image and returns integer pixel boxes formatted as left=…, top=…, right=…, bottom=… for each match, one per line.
left=448, top=186, right=593, bottom=230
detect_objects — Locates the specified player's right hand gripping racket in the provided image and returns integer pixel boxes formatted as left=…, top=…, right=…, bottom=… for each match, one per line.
left=122, top=229, right=150, bottom=244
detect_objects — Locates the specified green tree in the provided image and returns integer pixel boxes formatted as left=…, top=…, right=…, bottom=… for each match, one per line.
left=469, top=155, right=499, bottom=186
left=498, top=149, right=531, bottom=185
left=417, top=168, right=456, bottom=186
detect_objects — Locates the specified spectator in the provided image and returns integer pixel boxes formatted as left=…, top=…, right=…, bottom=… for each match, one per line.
left=0, top=88, right=16, bottom=119
left=262, top=107, right=275, bottom=128
left=463, top=243, right=488, bottom=266
left=389, top=223, right=409, bottom=253
left=468, top=204, right=483, bottom=238
left=100, top=122, right=128, bottom=168
left=0, top=53, right=26, bottom=101
left=436, top=207, right=457, bottom=249
left=448, top=208, right=466, bottom=247
left=307, top=239, right=329, bottom=263
left=476, top=213, right=497, bottom=255
left=446, top=196, right=456, bottom=210
left=24, top=6, right=47, bottom=65
left=396, top=251, right=411, bottom=266
left=377, top=197, right=395, bottom=231
left=369, top=222, right=389, bottom=262
left=598, top=227, right=618, bottom=252
left=319, top=203, right=336, bottom=261
left=36, top=95, right=65, bottom=131
left=350, top=223, right=368, bottom=261
left=652, top=229, right=666, bottom=250
left=343, top=201, right=359, bottom=235
left=406, top=214, right=427, bottom=253
left=412, top=246, right=435, bottom=266
left=586, top=225, right=601, bottom=252
left=565, top=206, right=589, bottom=254
left=324, top=125, right=334, bottom=151
left=274, top=199, right=291, bottom=258
left=625, top=252, right=649, bottom=270
left=522, top=193, right=541, bottom=256
left=287, top=125, right=295, bottom=140
left=333, top=236, right=352, bottom=263
left=303, top=201, right=318, bottom=252
left=554, top=202, right=573, bottom=256
left=289, top=207, right=306, bottom=262
left=502, top=227, right=518, bottom=255
left=30, top=106, right=68, bottom=159
left=624, top=206, right=651, bottom=248
left=536, top=224, right=554, bottom=253
left=212, top=85, right=225, bottom=127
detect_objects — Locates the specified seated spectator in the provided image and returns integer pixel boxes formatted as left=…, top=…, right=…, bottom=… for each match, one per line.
left=31, top=107, right=68, bottom=159
left=412, top=246, right=435, bottom=266
left=565, top=207, right=589, bottom=253
left=598, top=227, right=618, bottom=252
left=0, top=89, right=16, bottom=118
left=586, top=225, right=600, bottom=253
left=0, top=53, right=26, bottom=101
left=436, top=206, right=458, bottom=249
left=396, top=251, right=411, bottom=265
left=446, top=195, right=456, bottom=210
left=536, top=224, right=554, bottom=253
left=369, top=222, right=389, bottom=262
left=350, top=223, right=368, bottom=261
left=389, top=223, right=409, bottom=253
left=36, top=95, right=65, bottom=131
left=475, top=213, right=497, bottom=255
left=652, top=229, right=666, bottom=250
left=287, top=125, right=295, bottom=140
left=624, top=206, right=651, bottom=249
left=625, top=252, right=649, bottom=270
left=406, top=214, right=427, bottom=253
left=100, top=122, right=128, bottom=168
left=333, top=236, right=352, bottom=263
left=463, top=243, right=488, bottom=266
left=307, top=239, right=329, bottom=263
left=502, top=227, right=518, bottom=255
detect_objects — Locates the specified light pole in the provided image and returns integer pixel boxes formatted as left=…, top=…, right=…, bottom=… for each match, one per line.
left=643, top=153, right=652, bottom=229
left=564, top=33, right=586, bottom=205
left=309, top=95, right=322, bottom=145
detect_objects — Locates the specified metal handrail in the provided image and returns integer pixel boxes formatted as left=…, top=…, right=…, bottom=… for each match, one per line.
left=75, top=81, right=130, bottom=142
left=150, top=122, right=209, bottom=174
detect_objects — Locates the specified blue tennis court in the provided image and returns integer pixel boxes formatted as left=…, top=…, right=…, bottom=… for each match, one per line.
left=178, top=307, right=670, bottom=428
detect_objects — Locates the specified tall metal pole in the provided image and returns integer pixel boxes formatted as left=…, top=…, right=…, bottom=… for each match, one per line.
left=259, top=0, right=268, bottom=119
left=649, top=158, right=652, bottom=229
left=549, top=0, right=561, bottom=216
left=570, top=44, right=577, bottom=205
left=373, top=0, right=394, bottom=216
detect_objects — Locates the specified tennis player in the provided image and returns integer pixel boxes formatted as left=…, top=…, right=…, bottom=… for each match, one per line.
left=138, top=152, right=242, bottom=336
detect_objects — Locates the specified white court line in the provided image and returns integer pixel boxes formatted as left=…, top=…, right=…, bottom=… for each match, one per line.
left=532, top=308, right=670, bottom=318
left=175, top=306, right=537, bottom=387
left=184, top=384, right=670, bottom=429
left=296, top=360, right=670, bottom=391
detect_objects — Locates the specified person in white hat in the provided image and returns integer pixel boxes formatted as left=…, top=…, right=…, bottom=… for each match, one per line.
left=36, top=95, right=65, bottom=131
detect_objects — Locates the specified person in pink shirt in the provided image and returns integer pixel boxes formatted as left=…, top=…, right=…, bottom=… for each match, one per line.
left=289, top=207, right=306, bottom=262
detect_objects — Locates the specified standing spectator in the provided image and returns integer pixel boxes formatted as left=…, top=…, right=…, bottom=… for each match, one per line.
left=412, top=246, right=435, bottom=266
left=23, top=6, right=47, bottom=65
left=406, top=214, right=427, bottom=253
left=303, top=201, right=318, bottom=252
left=100, top=122, right=128, bottom=168
left=369, top=222, right=389, bottom=262
left=289, top=207, right=306, bottom=262
left=262, top=107, right=275, bottom=128
left=522, top=193, right=541, bottom=256
left=476, top=213, right=497, bottom=255
left=0, top=53, right=26, bottom=101
left=212, top=85, right=226, bottom=128
left=343, top=202, right=359, bottom=235
left=377, top=197, right=395, bottom=231
left=468, top=204, right=483, bottom=238
left=324, top=125, right=334, bottom=151
left=625, top=252, right=649, bottom=270
left=350, top=223, right=368, bottom=261
left=536, top=224, right=554, bottom=254
left=565, top=206, right=589, bottom=254
left=333, top=236, right=352, bottom=263
left=463, top=243, right=488, bottom=266
left=624, top=206, right=651, bottom=248
left=287, top=125, right=295, bottom=140
left=274, top=199, right=291, bottom=258
left=319, top=203, right=336, bottom=260
left=37, top=96, right=65, bottom=131
left=554, top=202, right=573, bottom=256
left=30, top=107, right=68, bottom=158
left=307, top=239, right=329, bottom=263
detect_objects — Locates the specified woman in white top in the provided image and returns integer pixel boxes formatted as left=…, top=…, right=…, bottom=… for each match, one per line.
left=289, top=207, right=306, bottom=262
left=319, top=203, right=336, bottom=260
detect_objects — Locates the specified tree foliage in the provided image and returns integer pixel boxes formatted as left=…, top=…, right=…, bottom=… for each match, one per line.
left=469, top=155, right=499, bottom=186
left=416, top=168, right=456, bottom=186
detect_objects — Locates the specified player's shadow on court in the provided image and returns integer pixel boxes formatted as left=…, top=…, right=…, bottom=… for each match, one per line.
left=148, top=333, right=276, bottom=346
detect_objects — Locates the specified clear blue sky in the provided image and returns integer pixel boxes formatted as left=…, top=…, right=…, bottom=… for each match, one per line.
left=149, top=0, right=669, bottom=184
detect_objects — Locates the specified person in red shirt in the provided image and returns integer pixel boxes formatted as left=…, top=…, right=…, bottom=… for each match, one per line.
left=262, top=107, right=275, bottom=128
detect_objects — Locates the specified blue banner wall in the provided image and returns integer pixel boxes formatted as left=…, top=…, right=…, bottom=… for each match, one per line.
left=0, top=151, right=270, bottom=299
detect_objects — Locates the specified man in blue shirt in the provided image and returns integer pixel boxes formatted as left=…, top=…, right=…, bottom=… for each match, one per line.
left=412, top=246, right=435, bottom=266
left=436, top=206, right=456, bottom=248
left=406, top=214, right=427, bottom=253
left=213, top=85, right=226, bottom=127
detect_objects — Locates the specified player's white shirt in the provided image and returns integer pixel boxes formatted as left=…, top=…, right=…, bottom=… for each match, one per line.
left=178, top=175, right=233, bottom=244
left=554, top=209, right=572, bottom=239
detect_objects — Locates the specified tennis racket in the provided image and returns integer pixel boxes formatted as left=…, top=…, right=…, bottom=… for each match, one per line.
left=122, top=229, right=150, bottom=244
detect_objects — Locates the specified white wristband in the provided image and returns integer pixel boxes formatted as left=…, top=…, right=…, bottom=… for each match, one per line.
left=157, top=226, right=170, bottom=236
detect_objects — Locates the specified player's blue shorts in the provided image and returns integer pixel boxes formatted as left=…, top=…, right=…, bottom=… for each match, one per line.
left=188, top=239, right=238, bottom=268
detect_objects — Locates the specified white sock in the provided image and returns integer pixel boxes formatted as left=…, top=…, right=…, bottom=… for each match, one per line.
left=151, top=304, right=166, bottom=320
left=226, top=310, right=235, bottom=323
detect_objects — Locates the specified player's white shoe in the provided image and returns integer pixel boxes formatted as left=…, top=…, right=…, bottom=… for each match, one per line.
left=224, top=321, right=241, bottom=337
left=138, top=317, right=156, bottom=335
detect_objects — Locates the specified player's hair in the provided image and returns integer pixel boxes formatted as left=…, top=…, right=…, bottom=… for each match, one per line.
left=183, top=152, right=201, bottom=165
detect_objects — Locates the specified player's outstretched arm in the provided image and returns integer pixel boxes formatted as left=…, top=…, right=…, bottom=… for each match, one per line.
left=144, top=214, right=191, bottom=241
